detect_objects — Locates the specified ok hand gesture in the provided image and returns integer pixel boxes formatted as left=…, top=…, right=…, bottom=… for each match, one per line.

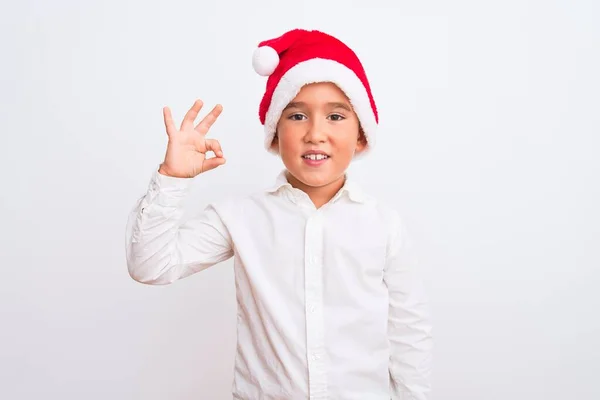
left=158, top=99, right=225, bottom=178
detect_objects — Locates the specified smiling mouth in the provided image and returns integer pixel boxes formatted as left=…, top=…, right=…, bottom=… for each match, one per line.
left=302, top=154, right=330, bottom=160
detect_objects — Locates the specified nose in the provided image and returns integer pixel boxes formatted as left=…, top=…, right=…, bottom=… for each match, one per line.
left=303, top=119, right=327, bottom=144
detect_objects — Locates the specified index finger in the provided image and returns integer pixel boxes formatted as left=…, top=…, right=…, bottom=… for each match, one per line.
left=195, top=104, right=223, bottom=135
left=163, top=106, right=176, bottom=137
left=180, top=99, right=204, bottom=131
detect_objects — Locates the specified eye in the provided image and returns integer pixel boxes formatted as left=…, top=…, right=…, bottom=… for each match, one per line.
left=288, top=113, right=306, bottom=121
left=328, top=113, right=345, bottom=121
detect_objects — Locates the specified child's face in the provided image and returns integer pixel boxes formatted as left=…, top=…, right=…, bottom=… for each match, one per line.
left=271, top=82, right=366, bottom=189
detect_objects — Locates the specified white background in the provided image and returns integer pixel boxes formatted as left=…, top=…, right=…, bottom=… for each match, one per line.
left=1, top=0, right=598, bottom=399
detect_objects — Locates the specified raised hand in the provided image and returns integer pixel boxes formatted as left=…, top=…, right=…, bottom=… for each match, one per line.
left=158, top=99, right=225, bottom=178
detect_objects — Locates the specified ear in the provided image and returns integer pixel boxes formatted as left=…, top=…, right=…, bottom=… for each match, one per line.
left=269, top=132, right=280, bottom=153
left=355, top=127, right=367, bottom=154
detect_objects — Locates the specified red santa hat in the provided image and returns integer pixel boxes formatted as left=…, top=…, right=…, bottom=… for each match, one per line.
left=252, top=29, right=379, bottom=154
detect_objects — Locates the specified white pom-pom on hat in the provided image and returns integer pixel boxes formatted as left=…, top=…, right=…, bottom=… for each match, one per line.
left=252, top=46, right=279, bottom=76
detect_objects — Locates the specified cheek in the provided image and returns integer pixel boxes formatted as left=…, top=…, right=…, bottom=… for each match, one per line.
left=277, top=137, right=300, bottom=162
left=277, top=128, right=302, bottom=154
left=330, top=136, right=360, bottom=154
left=279, top=136, right=295, bottom=153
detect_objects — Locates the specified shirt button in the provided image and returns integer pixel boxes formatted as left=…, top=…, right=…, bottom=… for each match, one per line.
left=309, top=305, right=316, bottom=313
left=311, top=353, right=320, bottom=361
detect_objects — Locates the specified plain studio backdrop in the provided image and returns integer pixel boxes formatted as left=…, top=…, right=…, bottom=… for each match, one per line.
left=1, top=0, right=598, bottom=399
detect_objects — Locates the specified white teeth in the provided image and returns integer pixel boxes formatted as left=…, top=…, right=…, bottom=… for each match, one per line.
left=303, top=154, right=328, bottom=160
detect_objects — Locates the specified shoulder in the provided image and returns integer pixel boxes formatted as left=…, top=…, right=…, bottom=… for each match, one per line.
left=354, top=188, right=409, bottom=242
left=351, top=184, right=403, bottom=223
left=207, top=188, right=275, bottom=218
left=208, top=192, right=254, bottom=213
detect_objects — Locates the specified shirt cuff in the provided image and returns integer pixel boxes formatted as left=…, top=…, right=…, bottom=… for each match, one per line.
left=152, top=168, right=195, bottom=190
left=147, top=166, right=195, bottom=208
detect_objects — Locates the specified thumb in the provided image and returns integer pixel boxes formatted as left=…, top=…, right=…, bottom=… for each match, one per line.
left=202, top=156, right=226, bottom=173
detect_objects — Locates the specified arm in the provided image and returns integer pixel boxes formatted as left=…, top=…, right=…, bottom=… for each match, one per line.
left=125, top=99, right=231, bottom=284
left=384, top=211, right=433, bottom=400
left=125, top=168, right=233, bottom=285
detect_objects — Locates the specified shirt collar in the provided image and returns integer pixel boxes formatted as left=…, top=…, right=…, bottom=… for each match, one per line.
left=266, top=170, right=365, bottom=204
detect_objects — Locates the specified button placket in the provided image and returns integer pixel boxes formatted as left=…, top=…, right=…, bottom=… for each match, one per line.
left=304, top=211, right=327, bottom=398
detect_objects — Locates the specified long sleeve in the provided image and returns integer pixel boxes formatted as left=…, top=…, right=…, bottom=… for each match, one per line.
left=125, top=168, right=234, bottom=285
left=384, top=211, right=433, bottom=400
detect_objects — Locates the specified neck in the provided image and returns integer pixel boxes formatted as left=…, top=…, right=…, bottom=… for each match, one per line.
left=285, top=171, right=346, bottom=208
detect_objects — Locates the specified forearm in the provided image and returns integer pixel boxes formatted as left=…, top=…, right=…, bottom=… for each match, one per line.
left=388, top=297, right=433, bottom=400
left=125, top=169, right=232, bottom=285
left=385, top=211, right=433, bottom=399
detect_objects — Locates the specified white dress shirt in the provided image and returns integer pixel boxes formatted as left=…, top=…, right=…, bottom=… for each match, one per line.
left=125, top=168, right=432, bottom=400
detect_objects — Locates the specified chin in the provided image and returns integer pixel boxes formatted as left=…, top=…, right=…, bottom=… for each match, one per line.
left=298, top=174, right=331, bottom=188
left=287, top=164, right=344, bottom=188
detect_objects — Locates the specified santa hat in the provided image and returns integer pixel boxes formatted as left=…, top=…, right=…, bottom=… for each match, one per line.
left=252, top=29, right=379, bottom=154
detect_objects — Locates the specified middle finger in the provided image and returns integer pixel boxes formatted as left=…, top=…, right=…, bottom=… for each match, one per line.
left=195, top=104, right=223, bottom=135
left=180, top=99, right=204, bottom=131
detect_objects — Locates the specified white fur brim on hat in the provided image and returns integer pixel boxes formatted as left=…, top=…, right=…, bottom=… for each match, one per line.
left=263, top=58, right=378, bottom=155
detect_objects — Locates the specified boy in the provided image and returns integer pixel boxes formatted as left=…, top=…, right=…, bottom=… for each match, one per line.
left=126, top=29, right=432, bottom=399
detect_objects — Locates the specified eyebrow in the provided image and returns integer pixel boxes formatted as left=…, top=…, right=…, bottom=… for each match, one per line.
left=283, top=101, right=353, bottom=112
